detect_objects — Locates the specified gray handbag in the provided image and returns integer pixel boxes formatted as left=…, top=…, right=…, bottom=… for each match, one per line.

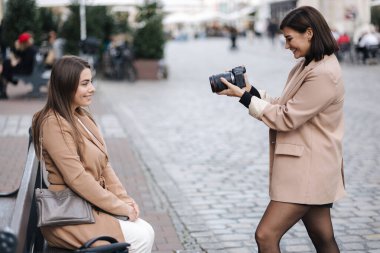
left=35, top=137, right=95, bottom=227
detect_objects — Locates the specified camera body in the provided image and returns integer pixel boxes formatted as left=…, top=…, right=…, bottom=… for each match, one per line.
left=209, top=66, right=246, bottom=93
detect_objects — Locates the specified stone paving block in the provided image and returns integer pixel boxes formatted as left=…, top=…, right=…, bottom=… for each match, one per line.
left=342, top=242, right=366, bottom=250
left=0, top=115, right=6, bottom=130
left=217, top=234, right=251, bottom=241
left=368, top=241, right=380, bottom=249
left=348, top=229, right=374, bottom=235
left=206, top=219, right=236, bottom=226
left=339, top=235, right=363, bottom=243
left=365, top=234, right=380, bottom=240
left=284, top=244, right=313, bottom=252
left=225, top=247, right=252, bottom=253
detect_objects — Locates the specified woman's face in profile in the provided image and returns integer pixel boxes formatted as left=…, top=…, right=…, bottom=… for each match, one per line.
left=282, top=27, right=312, bottom=59
left=72, top=68, right=95, bottom=109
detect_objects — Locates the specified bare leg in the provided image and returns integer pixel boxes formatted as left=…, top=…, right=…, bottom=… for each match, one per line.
left=255, top=201, right=310, bottom=253
left=302, top=207, right=340, bottom=253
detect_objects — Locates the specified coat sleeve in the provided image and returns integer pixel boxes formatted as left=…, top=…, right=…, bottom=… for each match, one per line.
left=259, top=70, right=338, bottom=132
left=103, top=162, right=134, bottom=204
left=42, top=116, right=132, bottom=217
left=259, top=90, right=279, bottom=104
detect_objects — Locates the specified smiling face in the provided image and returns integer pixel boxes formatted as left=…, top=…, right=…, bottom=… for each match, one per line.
left=283, top=27, right=313, bottom=59
left=71, top=68, right=95, bottom=110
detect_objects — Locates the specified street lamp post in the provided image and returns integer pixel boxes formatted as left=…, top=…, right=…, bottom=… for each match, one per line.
left=80, top=0, right=86, bottom=41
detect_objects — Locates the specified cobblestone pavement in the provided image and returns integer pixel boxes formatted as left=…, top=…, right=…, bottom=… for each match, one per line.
left=97, top=38, right=380, bottom=253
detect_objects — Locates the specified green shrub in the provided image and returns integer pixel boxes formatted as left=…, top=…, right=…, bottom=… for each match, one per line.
left=2, top=0, right=41, bottom=47
left=133, top=2, right=165, bottom=59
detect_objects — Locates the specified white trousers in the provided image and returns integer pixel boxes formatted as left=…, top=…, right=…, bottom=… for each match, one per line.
left=118, top=218, right=155, bottom=253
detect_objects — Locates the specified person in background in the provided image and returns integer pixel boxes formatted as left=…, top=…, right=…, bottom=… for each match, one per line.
left=44, top=30, right=64, bottom=68
left=0, top=32, right=36, bottom=99
left=336, top=32, right=351, bottom=61
left=267, top=18, right=279, bottom=45
left=217, top=6, right=345, bottom=252
left=357, top=29, right=379, bottom=64
left=229, top=26, right=238, bottom=50
left=31, top=56, right=154, bottom=252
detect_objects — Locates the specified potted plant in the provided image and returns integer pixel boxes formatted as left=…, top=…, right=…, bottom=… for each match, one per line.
left=133, top=1, right=166, bottom=80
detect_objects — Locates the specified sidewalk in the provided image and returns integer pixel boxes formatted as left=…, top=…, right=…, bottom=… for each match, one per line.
left=0, top=83, right=184, bottom=253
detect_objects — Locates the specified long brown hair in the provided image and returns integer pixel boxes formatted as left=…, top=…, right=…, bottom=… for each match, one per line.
left=280, top=6, right=338, bottom=65
left=32, top=55, right=93, bottom=159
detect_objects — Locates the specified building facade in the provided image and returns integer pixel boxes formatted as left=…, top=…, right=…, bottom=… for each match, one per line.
left=298, top=0, right=371, bottom=41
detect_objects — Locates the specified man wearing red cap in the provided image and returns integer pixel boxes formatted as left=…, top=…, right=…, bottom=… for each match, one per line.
left=0, top=32, right=36, bottom=99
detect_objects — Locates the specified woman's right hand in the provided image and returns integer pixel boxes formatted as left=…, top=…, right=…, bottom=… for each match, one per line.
left=243, top=73, right=253, bottom=93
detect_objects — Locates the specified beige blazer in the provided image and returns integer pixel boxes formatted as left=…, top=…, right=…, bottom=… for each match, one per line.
left=253, top=54, right=346, bottom=204
left=40, top=111, right=134, bottom=249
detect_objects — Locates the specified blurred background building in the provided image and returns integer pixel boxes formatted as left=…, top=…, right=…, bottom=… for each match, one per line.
left=0, top=0, right=378, bottom=81
left=1, top=0, right=378, bottom=41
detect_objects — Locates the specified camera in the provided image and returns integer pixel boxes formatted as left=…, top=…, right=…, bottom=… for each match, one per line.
left=209, top=66, right=246, bottom=93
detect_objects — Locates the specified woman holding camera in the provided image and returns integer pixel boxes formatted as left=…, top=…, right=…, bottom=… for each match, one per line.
left=217, top=6, right=345, bottom=253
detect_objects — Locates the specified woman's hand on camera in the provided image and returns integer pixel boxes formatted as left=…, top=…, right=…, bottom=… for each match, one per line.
left=218, top=77, right=246, bottom=97
left=244, top=73, right=253, bottom=93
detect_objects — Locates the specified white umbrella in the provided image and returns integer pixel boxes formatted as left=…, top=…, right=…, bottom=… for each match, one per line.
left=163, top=12, right=193, bottom=25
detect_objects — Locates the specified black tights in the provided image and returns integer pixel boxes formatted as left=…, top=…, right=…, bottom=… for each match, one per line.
left=255, top=201, right=340, bottom=253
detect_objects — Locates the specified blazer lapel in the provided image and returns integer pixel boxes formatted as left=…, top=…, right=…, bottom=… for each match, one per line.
left=279, top=67, right=307, bottom=104
left=279, top=57, right=325, bottom=104
left=77, top=114, right=107, bottom=155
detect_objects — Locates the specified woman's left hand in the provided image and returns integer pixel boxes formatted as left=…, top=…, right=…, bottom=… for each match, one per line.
left=132, top=201, right=140, bottom=218
left=217, top=77, right=245, bottom=97
left=127, top=198, right=140, bottom=218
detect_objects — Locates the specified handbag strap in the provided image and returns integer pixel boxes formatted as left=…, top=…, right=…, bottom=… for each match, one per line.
left=38, top=136, right=45, bottom=190
left=76, top=236, right=130, bottom=252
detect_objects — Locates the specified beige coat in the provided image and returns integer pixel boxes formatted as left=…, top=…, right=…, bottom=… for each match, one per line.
left=40, top=111, right=134, bottom=249
left=250, top=54, right=346, bottom=204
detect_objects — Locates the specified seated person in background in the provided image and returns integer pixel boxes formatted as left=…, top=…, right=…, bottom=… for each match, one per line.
left=357, top=31, right=379, bottom=63
left=336, top=32, right=351, bottom=61
left=2, top=32, right=37, bottom=84
left=0, top=32, right=37, bottom=98
left=337, top=32, right=350, bottom=46
left=44, top=30, right=64, bottom=69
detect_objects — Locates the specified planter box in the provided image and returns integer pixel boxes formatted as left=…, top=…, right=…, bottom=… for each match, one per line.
left=133, top=59, right=160, bottom=80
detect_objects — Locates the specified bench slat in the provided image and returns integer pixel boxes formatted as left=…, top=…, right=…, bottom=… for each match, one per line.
left=9, top=145, right=39, bottom=253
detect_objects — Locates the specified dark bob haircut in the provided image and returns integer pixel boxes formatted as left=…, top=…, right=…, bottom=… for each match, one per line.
left=280, top=6, right=338, bottom=65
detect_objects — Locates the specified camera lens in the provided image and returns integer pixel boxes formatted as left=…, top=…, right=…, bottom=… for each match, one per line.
left=209, top=76, right=216, bottom=92
left=209, top=72, right=233, bottom=93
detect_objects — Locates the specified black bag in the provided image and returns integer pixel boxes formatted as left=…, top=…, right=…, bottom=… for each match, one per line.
left=76, top=236, right=130, bottom=253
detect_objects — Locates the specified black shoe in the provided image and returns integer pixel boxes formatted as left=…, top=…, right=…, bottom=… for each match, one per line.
left=10, top=78, right=18, bottom=85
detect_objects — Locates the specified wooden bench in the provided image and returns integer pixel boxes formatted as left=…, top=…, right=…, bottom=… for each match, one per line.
left=0, top=132, right=129, bottom=253
left=0, top=135, right=46, bottom=253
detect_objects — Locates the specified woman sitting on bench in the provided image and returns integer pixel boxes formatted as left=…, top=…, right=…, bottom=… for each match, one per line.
left=31, top=56, right=154, bottom=252
left=0, top=32, right=36, bottom=99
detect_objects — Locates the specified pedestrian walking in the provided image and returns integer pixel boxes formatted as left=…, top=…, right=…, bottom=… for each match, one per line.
left=217, top=6, right=345, bottom=252
left=31, top=56, right=154, bottom=252
left=229, top=26, right=238, bottom=50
